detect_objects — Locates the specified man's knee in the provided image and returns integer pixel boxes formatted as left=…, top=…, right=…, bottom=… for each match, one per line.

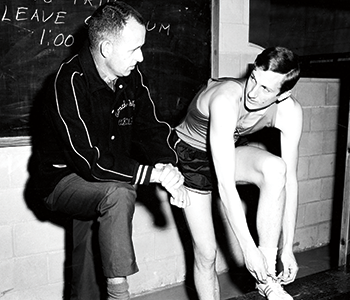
left=97, top=183, right=137, bottom=216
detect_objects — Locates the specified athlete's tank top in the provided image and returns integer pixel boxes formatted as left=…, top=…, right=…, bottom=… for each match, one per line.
left=175, top=78, right=278, bottom=152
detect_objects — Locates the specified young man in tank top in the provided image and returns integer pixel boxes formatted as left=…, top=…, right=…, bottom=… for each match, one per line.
left=174, top=47, right=302, bottom=300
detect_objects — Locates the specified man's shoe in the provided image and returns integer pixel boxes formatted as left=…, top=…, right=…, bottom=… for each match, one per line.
left=256, top=278, right=293, bottom=300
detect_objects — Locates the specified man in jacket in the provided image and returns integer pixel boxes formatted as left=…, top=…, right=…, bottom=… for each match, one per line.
left=32, top=2, right=189, bottom=299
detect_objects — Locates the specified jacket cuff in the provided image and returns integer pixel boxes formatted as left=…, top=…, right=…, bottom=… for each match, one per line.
left=134, top=165, right=153, bottom=185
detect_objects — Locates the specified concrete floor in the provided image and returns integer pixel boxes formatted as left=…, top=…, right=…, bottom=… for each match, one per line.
left=132, top=245, right=332, bottom=300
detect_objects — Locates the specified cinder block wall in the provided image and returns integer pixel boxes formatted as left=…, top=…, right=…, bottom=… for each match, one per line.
left=293, top=78, right=340, bottom=250
left=0, top=1, right=342, bottom=299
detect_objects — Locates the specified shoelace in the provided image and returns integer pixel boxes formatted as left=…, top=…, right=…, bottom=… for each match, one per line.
left=262, top=280, right=289, bottom=297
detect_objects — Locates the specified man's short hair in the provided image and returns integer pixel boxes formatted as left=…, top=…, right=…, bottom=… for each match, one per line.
left=88, top=1, right=145, bottom=50
left=254, top=47, right=300, bottom=94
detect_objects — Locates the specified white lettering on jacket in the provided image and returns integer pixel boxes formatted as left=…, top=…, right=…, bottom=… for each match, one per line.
left=115, top=99, right=135, bottom=118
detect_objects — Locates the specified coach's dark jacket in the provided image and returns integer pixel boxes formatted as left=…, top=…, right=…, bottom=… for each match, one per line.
left=32, top=42, right=177, bottom=198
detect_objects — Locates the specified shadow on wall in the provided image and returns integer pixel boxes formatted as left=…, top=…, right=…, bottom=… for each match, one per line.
left=23, top=73, right=74, bottom=298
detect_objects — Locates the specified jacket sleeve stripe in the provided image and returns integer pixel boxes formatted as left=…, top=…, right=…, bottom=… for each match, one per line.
left=134, top=165, right=152, bottom=185
left=140, top=165, right=148, bottom=184
left=135, top=165, right=143, bottom=183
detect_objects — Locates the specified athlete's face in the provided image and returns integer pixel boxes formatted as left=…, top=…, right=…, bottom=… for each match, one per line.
left=245, top=68, right=289, bottom=111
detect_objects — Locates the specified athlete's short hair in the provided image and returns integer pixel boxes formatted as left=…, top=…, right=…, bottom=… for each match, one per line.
left=254, top=47, right=300, bottom=94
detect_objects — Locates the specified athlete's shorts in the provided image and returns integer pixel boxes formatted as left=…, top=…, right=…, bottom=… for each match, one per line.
left=173, top=132, right=251, bottom=192
left=175, top=138, right=215, bottom=192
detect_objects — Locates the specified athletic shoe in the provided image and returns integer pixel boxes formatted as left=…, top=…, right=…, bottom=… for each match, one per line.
left=256, top=277, right=293, bottom=300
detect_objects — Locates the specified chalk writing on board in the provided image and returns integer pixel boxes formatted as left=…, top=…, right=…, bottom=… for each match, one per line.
left=1, top=3, right=172, bottom=46
left=0, top=0, right=211, bottom=137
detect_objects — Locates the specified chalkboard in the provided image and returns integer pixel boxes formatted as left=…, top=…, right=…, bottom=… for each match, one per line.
left=0, top=0, right=211, bottom=138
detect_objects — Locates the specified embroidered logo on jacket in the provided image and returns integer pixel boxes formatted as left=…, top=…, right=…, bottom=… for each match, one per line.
left=119, top=117, right=133, bottom=126
left=115, top=99, right=135, bottom=118
left=115, top=99, right=135, bottom=126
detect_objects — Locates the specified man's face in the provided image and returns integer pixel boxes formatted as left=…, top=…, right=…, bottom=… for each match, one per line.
left=244, top=68, right=287, bottom=111
left=105, top=17, right=146, bottom=78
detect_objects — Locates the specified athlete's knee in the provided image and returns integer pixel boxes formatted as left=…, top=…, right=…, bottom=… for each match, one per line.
left=194, top=242, right=217, bottom=269
left=261, top=155, right=286, bottom=186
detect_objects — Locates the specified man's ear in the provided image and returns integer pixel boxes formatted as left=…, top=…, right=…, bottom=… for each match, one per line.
left=100, top=40, right=112, bottom=58
left=277, top=90, right=291, bottom=102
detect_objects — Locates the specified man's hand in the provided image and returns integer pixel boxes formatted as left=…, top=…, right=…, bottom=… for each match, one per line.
left=278, top=248, right=298, bottom=285
left=151, top=163, right=190, bottom=208
left=169, top=185, right=190, bottom=208
left=156, top=163, right=184, bottom=190
left=244, top=245, right=271, bottom=284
